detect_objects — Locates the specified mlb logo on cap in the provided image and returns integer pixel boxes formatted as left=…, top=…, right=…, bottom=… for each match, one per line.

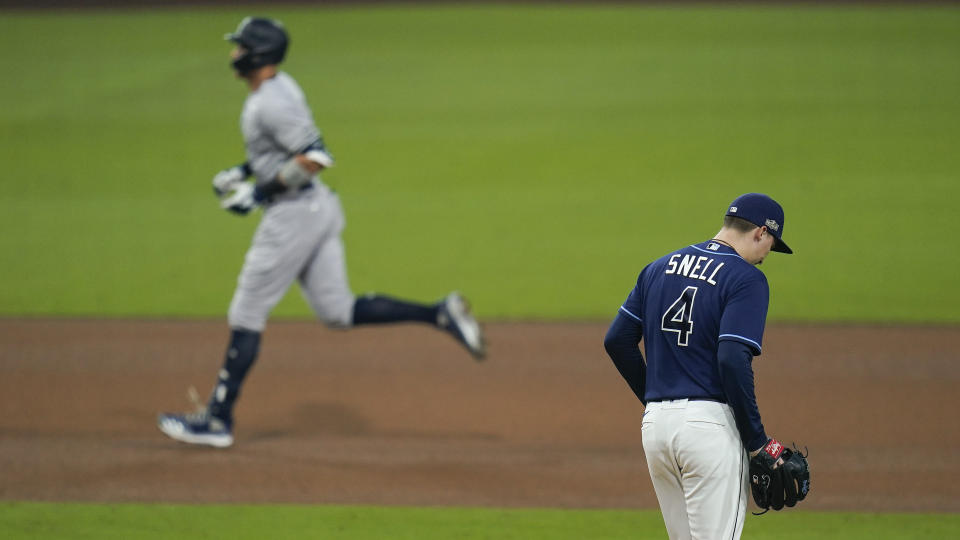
left=725, top=193, right=792, bottom=254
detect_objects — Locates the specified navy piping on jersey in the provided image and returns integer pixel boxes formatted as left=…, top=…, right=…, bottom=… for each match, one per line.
left=732, top=451, right=744, bottom=539
left=618, top=305, right=643, bottom=322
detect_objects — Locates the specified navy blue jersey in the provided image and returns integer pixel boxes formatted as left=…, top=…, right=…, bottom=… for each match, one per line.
left=620, top=240, right=769, bottom=402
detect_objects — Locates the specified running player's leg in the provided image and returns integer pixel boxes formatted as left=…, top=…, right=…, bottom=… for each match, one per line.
left=677, top=401, right=748, bottom=540
left=210, top=206, right=325, bottom=423
left=228, top=211, right=319, bottom=332
left=642, top=402, right=693, bottom=540
left=299, top=191, right=484, bottom=358
left=297, top=227, right=356, bottom=327
left=297, top=193, right=438, bottom=328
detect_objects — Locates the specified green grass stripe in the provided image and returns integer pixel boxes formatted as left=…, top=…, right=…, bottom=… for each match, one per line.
left=1, top=503, right=958, bottom=539
left=1, top=5, right=958, bottom=322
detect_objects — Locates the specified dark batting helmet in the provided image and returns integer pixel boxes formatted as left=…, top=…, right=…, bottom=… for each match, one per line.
left=225, top=17, right=289, bottom=74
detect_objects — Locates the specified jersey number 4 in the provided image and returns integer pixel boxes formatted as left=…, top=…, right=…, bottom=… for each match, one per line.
left=661, top=286, right=698, bottom=346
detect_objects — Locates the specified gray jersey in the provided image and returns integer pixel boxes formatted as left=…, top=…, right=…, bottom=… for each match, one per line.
left=230, top=71, right=353, bottom=332
left=240, top=71, right=333, bottom=198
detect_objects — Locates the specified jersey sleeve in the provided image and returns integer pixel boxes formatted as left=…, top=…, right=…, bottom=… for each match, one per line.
left=718, top=274, right=769, bottom=355
left=258, top=98, right=323, bottom=156
left=604, top=311, right=647, bottom=405
left=618, top=266, right=649, bottom=325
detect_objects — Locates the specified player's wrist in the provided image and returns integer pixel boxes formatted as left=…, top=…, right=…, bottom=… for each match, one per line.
left=748, top=434, right=770, bottom=456
left=753, top=438, right=784, bottom=461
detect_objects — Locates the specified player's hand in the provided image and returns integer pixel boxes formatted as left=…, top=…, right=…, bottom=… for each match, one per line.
left=212, top=166, right=248, bottom=197
left=749, top=445, right=783, bottom=468
left=220, top=181, right=257, bottom=215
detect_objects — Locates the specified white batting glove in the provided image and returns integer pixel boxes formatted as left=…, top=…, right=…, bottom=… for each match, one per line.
left=212, top=166, right=248, bottom=197
left=220, top=181, right=257, bottom=215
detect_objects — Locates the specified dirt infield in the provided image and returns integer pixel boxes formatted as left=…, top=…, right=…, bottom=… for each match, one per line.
left=1, top=319, right=957, bottom=512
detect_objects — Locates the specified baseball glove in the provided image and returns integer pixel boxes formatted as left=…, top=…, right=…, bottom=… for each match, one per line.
left=749, top=438, right=810, bottom=514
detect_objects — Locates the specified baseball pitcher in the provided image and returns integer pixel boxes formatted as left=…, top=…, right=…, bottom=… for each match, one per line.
left=604, top=193, right=809, bottom=539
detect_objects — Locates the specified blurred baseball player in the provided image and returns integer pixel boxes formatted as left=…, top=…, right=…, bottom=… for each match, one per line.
left=603, top=193, right=795, bottom=538
left=158, top=17, right=485, bottom=448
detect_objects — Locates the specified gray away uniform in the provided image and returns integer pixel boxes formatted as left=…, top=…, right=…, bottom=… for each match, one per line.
left=228, top=72, right=353, bottom=331
left=156, top=18, right=485, bottom=450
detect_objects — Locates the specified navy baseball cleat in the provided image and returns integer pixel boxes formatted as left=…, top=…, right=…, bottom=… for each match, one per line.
left=157, top=411, right=234, bottom=448
left=438, top=292, right=486, bottom=360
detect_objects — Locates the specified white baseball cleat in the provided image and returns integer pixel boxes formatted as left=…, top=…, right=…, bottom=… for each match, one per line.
left=157, top=411, right=234, bottom=448
left=438, top=292, right=486, bottom=361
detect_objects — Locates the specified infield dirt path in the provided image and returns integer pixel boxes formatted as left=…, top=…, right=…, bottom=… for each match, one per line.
left=1, top=319, right=957, bottom=512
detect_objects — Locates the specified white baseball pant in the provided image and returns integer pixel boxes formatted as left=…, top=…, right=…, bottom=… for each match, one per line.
left=641, top=399, right=749, bottom=540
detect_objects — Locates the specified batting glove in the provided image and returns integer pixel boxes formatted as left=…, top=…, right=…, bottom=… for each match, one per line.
left=220, top=181, right=257, bottom=215
left=212, top=165, right=248, bottom=197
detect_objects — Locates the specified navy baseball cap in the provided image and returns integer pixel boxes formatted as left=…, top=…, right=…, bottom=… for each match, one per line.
left=725, top=193, right=793, bottom=254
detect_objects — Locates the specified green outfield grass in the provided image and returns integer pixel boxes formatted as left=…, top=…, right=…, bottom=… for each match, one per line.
left=1, top=5, right=958, bottom=322
left=1, top=502, right=957, bottom=540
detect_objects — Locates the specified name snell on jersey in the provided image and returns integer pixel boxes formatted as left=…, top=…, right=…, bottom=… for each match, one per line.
left=664, top=252, right=725, bottom=286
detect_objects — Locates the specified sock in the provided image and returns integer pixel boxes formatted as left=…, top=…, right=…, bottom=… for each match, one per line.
left=352, top=294, right=439, bottom=326
left=206, top=328, right=261, bottom=424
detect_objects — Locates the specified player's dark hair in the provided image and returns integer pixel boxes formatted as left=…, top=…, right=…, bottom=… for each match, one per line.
left=723, top=215, right=759, bottom=233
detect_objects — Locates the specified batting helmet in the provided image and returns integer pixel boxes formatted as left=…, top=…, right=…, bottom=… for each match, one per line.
left=225, top=17, right=289, bottom=74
